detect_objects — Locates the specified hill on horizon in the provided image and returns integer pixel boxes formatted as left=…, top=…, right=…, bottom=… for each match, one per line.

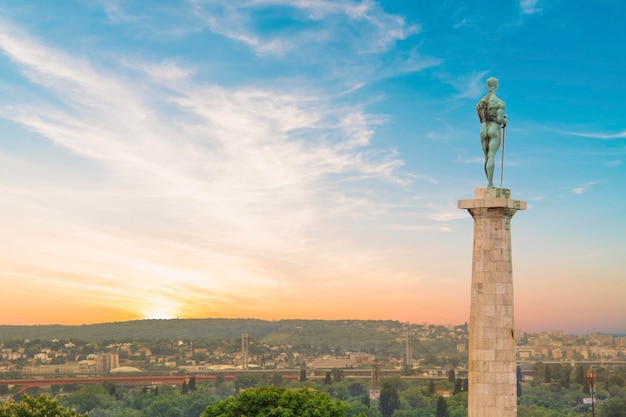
left=0, top=318, right=427, bottom=351
left=2, top=319, right=619, bottom=350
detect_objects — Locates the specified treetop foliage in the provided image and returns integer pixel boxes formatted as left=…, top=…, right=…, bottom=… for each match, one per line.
left=0, top=395, right=87, bottom=417
left=201, top=386, right=347, bottom=417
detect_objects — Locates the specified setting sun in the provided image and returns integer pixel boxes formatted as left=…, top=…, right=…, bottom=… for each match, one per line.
left=141, top=297, right=181, bottom=320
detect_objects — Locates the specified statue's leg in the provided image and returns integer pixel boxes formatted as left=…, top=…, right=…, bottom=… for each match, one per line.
left=480, top=125, right=489, bottom=155
left=485, top=126, right=502, bottom=188
left=480, top=126, right=489, bottom=181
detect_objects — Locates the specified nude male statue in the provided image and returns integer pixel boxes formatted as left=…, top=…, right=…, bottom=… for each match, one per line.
left=476, top=77, right=507, bottom=188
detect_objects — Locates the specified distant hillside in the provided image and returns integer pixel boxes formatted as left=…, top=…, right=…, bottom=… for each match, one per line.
left=0, top=319, right=270, bottom=342
left=0, top=319, right=410, bottom=351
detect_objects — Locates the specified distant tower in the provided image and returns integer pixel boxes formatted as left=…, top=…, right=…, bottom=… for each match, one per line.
left=369, top=361, right=382, bottom=401
left=459, top=187, right=526, bottom=417
left=241, top=333, right=249, bottom=370
left=405, top=324, right=413, bottom=368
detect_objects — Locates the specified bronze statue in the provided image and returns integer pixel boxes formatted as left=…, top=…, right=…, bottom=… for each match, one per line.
left=476, top=77, right=507, bottom=188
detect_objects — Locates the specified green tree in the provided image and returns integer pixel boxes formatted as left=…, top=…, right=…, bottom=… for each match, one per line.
left=181, top=389, right=216, bottom=417
left=428, top=379, right=436, bottom=396
left=299, top=368, right=307, bottom=382
left=544, top=365, right=552, bottom=383
left=333, top=386, right=350, bottom=401
left=447, top=392, right=468, bottom=417
left=61, top=384, right=118, bottom=414
left=215, top=372, right=225, bottom=385
left=271, top=373, right=283, bottom=386
left=345, top=401, right=377, bottom=417
left=50, top=357, right=66, bottom=365
left=332, top=368, right=345, bottom=382
left=560, top=368, right=571, bottom=389
left=114, top=410, right=143, bottom=417
left=435, top=396, right=449, bottom=417
left=144, top=394, right=184, bottom=417
left=188, top=376, right=197, bottom=391
left=348, top=382, right=366, bottom=398
left=382, top=376, right=408, bottom=393
left=530, top=362, right=544, bottom=386
left=575, top=365, right=587, bottom=386
left=234, top=373, right=262, bottom=392
left=379, top=382, right=399, bottom=417
left=453, top=379, right=462, bottom=395
left=201, top=386, right=347, bottom=417
left=324, top=371, right=332, bottom=385
left=608, top=374, right=625, bottom=388
left=448, top=369, right=455, bottom=383
left=599, top=397, right=626, bottom=417
left=558, top=364, right=572, bottom=389
left=0, top=395, right=87, bottom=417
left=402, top=388, right=429, bottom=409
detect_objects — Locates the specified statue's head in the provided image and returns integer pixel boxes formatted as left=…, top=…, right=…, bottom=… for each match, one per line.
left=486, top=77, right=499, bottom=91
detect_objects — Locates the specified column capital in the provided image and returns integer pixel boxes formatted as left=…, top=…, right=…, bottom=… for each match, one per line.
left=458, top=188, right=527, bottom=210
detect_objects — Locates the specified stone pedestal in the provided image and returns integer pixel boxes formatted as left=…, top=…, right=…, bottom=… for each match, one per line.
left=458, top=188, right=526, bottom=417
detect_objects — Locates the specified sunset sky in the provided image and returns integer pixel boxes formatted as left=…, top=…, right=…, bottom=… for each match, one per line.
left=0, top=1, right=624, bottom=333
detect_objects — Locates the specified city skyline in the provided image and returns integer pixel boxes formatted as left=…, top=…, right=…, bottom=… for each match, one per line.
left=0, top=1, right=624, bottom=333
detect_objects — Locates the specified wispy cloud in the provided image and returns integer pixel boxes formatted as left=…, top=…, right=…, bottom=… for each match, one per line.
left=375, top=48, right=441, bottom=81
left=604, top=160, right=622, bottom=167
left=519, top=0, right=542, bottom=15
left=190, top=0, right=419, bottom=59
left=440, top=70, right=489, bottom=99
left=102, top=1, right=144, bottom=24
left=457, top=155, right=484, bottom=164
left=429, top=211, right=467, bottom=222
left=127, top=59, right=193, bottom=82
left=0, top=23, right=435, bottom=320
left=572, top=181, right=598, bottom=195
left=453, top=18, right=468, bottom=29
left=558, top=130, right=626, bottom=140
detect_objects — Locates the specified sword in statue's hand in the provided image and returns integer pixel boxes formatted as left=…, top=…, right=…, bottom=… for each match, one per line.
left=500, top=123, right=506, bottom=189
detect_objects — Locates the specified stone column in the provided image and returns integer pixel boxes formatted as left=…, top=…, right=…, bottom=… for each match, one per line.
left=458, top=188, right=526, bottom=417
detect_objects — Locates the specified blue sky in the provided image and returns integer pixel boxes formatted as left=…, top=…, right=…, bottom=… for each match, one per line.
left=0, top=0, right=624, bottom=333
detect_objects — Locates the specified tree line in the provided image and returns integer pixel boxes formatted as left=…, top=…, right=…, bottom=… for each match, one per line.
left=4, top=364, right=626, bottom=416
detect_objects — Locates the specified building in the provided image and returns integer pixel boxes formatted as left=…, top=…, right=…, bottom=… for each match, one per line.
left=95, top=353, right=120, bottom=373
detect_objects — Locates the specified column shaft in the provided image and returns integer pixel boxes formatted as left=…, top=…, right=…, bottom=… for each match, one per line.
left=459, top=188, right=526, bottom=417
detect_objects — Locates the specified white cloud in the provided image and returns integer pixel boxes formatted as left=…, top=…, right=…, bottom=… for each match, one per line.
left=103, top=1, right=143, bottom=24
left=519, top=0, right=541, bottom=15
left=429, top=211, right=467, bottom=222
left=457, top=71, right=489, bottom=99
left=572, top=181, right=598, bottom=195
left=129, top=59, right=193, bottom=82
left=191, top=0, right=419, bottom=56
left=453, top=18, right=468, bottom=29
left=439, top=70, right=489, bottom=99
left=558, top=130, right=626, bottom=140
left=0, top=25, right=426, bottom=315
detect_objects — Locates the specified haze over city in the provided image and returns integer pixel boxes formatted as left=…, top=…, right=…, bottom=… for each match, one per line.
left=0, top=1, right=624, bottom=333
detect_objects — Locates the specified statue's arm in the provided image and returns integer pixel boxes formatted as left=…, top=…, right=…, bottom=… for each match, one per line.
left=496, top=105, right=507, bottom=126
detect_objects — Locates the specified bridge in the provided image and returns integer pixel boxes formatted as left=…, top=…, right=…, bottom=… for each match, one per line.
left=0, top=374, right=241, bottom=393
left=0, top=368, right=447, bottom=394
